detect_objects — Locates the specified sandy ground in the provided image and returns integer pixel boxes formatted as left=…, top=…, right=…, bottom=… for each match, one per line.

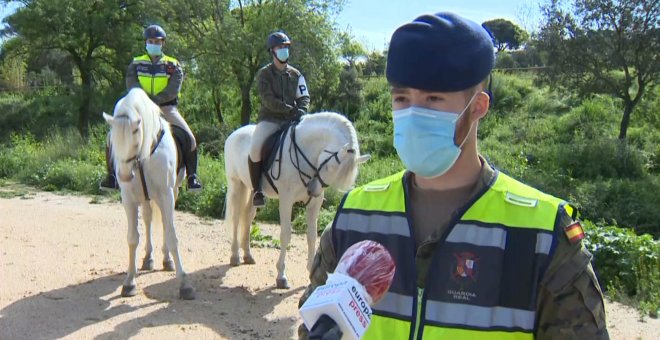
left=0, top=186, right=658, bottom=340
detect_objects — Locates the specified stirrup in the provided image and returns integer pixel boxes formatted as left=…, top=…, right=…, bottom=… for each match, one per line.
left=252, top=191, right=266, bottom=207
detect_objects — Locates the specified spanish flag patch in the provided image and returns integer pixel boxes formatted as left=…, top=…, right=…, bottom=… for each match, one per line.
left=564, top=222, right=585, bottom=244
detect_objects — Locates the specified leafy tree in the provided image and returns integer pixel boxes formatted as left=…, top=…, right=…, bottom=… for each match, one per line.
left=334, top=65, right=362, bottom=120
left=537, top=0, right=660, bottom=139
left=167, top=0, right=343, bottom=126
left=362, top=50, right=386, bottom=77
left=338, top=31, right=366, bottom=68
left=1, top=0, right=151, bottom=137
left=483, top=18, right=530, bottom=51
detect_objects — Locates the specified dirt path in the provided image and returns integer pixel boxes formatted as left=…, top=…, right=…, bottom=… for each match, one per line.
left=0, top=187, right=658, bottom=339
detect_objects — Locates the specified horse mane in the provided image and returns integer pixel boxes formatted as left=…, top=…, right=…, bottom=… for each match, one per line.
left=300, top=112, right=359, bottom=154
left=111, top=88, right=165, bottom=162
left=298, top=112, right=361, bottom=190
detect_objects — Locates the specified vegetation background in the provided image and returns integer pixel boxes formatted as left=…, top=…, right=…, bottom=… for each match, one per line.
left=0, top=0, right=657, bottom=317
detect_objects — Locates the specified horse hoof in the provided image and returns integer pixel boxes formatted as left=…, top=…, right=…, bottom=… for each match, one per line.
left=180, top=287, right=196, bottom=300
left=276, top=278, right=290, bottom=289
left=141, top=258, right=154, bottom=271
left=229, top=256, right=241, bottom=266
left=243, top=255, right=256, bottom=265
left=163, top=260, right=175, bottom=272
left=121, top=284, right=137, bottom=297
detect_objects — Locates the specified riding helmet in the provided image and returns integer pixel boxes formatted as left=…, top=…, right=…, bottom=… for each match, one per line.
left=144, top=25, right=167, bottom=40
left=266, top=32, right=291, bottom=50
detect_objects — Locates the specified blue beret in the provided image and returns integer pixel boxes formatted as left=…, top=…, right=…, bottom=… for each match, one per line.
left=386, top=12, right=495, bottom=92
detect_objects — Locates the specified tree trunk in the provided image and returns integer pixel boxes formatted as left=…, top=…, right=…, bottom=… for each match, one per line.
left=78, top=65, right=92, bottom=139
left=212, top=86, right=223, bottom=124
left=618, top=101, right=634, bottom=140
left=240, top=84, right=252, bottom=126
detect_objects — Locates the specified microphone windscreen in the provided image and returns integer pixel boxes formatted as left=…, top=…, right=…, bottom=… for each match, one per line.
left=335, top=240, right=396, bottom=304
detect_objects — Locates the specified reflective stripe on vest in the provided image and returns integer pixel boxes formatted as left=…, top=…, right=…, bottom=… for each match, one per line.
left=333, top=170, right=566, bottom=339
left=133, top=54, right=179, bottom=96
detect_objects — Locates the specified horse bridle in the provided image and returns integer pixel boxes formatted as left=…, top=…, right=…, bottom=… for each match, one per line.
left=113, top=114, right=165, bottom=201
left=288, top=125, right=355, bottom=191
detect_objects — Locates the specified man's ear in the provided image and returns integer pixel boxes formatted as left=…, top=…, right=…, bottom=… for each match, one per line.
left=471, top=91, right=490, bottom=120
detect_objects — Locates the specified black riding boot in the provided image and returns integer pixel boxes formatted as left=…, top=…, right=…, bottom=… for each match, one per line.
left=248, top=157, right=265, bottom=207
left=99, top=144, right=118, bottom=191
left=186, top=147, right=203, bottom=192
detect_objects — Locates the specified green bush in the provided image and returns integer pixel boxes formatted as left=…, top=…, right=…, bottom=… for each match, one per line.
left=175, top=154, right=227, bottom=218
left=489, top=73, right=535, bottom=116
left=557, top=137, right=649, bottom=180
left=583, top=220, right=660, bottom=316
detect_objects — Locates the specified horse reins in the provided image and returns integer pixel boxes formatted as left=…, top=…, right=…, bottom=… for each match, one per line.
left=135, top=128, right=165, bottom=201
left=114, top=114, right=165, bottom=201
left=288, top=125, right=354, bottom=195
left=265, top=121, right=354, bottom=205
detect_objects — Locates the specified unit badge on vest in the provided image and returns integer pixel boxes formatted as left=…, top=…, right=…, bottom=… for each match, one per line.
left=451, top=252, right=479, bottom=282
left=166, top=63, right=176, bottom=75
left=447, top=252, right=479, bottom=302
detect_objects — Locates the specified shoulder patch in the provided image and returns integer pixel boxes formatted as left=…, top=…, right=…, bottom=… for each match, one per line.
left=363, top=183, right=390, bottom=192
left=564, top=221, right=585, bottom=244
left=504, top=192, right=538, bottom=208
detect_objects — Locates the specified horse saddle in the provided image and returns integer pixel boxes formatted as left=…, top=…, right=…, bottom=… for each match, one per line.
left=260, top=122, right=295, bottom=194
left=170, top=125, right=188, bottom=172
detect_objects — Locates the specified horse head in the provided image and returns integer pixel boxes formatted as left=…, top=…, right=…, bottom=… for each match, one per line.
left=299, top=112, right=371, bottom=194
left=103, top=88, right=162, bottom=183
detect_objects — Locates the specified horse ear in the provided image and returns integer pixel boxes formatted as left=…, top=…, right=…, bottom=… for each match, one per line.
left=102, top=112, right=113, bottom=124
left=357, top=153, right=371, bottom=164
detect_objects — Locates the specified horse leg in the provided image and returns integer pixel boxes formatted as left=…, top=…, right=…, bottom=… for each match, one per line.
left=140, top=202, right=154, bottom=271
left=276, top=199, right=293, bottom=289
left=240, top=202, right=257, bottom=265
left=121, top=203, right=139, bottom=297
left=228, top=178, right=248, bottom=266
left=305, top=195, right=324, bottom=272
left=150, top=200, right=174, bottom=271
left=158, top=191, right=195, bottom=300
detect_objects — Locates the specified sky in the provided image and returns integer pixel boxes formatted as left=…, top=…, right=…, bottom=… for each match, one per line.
left=335, top=0, right=542, bottom=51
left=0, top=1, right=542, bottom=49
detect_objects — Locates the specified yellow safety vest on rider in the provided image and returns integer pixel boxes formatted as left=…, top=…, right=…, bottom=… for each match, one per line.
left=133, top=54, right=179, bottom=97
left=332, top=170, right=573, bottom=339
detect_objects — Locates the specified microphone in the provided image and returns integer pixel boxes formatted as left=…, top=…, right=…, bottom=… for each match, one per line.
left=300, top=240, right=396, bottom=340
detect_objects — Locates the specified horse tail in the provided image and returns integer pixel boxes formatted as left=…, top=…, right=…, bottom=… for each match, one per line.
left=225, top=177, right=250, bottom=238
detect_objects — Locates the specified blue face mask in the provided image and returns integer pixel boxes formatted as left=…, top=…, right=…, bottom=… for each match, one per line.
left=145, top=43, right=162, bottom=56
left=275, top=48, right=289, bottom=62
left=392, top=94, right=477, bottom=178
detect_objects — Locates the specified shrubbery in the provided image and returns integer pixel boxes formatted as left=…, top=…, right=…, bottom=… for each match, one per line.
left=0, top=73, right=658, bottom=315
left=584, top=221, right=659, bottom=317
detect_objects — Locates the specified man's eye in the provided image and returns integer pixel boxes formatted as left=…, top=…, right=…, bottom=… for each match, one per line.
left=393, top=96, right=407, bottom=103
left=427, top=96, right=442, bottom=102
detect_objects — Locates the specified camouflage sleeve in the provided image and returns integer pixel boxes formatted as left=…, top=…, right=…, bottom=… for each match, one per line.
left=297, top=226, right=338, bottom=339
left=536, top=211, right=609, bottom=339
left=258, top=68, right=294, bottom=115
left=152, top=61, right=183, bottom=105
left=125, top=61, right=140, bottom=91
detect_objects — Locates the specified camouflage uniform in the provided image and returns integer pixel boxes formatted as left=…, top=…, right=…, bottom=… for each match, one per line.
left=298, top=159, right=609, bottom=339
left=256, top=62, right=310, bottom=123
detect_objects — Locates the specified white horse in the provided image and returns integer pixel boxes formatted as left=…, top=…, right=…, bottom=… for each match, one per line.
left=224, top=112, right=370, bottom=288
left=103, top=88, right=195, bottom=300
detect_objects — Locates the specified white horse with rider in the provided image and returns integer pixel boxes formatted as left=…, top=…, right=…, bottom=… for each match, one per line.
left=224, top=112, right=370, bottom=288
left=103, top=88, right=195, bottom=299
